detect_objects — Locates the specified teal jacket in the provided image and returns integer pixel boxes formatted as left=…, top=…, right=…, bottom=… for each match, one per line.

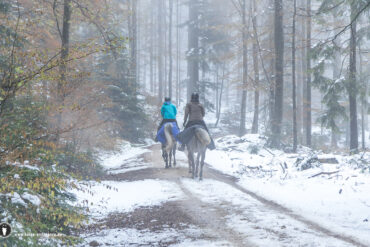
left=161, top=101, right=177, bottom=119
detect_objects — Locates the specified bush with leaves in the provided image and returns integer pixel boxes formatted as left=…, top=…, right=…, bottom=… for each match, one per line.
left=0, top=96, right=98, bottom=246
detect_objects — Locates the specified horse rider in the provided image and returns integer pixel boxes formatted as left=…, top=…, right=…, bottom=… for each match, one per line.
left=155, top=97, right=179, bottom=142
left=178, top=92, right=215, bottom=151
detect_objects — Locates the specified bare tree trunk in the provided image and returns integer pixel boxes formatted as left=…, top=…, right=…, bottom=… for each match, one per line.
left=251, top=0, right=259, bottom=134
left=216, top=63, right=226, bottom=127
left=268, top=0, right=275, bottom=132
left=150, top=2, right=154, bottom=93
left=332, top=34, right=341, bottom=148
left=305, top=0, right=312, bottom=147
left=157, top=0, right=165, bottom=101
left=168, top=0, right=173, bottom=98
left=187, top=0, right=199, bottom=100
left=301, top=6, right=307, bottom=144
left=296, top=2, right=304, bottom=143
left=348, top=1, right=358, bottom=152
left=176, top=0, right=180, bottom=105
left=271, top=0, right=284, bottom=148
left=239, top=0, right=248, bottom=137
left=136, top=1, right=140, bottom=88
left=359, top=45, right=366, bottom=150
left=57, top=0, right=72, bottom=142
left=130, top=0, right=137, bottom=92
left=163, top=0, right=167, bottom=96
left=215, top=66, right=219, bottom=116
left=292, top=0, right=297, bottom=152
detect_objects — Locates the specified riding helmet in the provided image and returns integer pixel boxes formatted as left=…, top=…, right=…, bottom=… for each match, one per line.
left=191, top=92, right=199, bottom=102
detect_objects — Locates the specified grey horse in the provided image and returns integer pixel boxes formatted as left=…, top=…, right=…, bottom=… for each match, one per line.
left=162, top=123, right=177, bottom=168
left=186, top=127, right=211, bottom=180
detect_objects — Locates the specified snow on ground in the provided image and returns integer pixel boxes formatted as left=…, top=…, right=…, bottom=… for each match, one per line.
left=72, top=180, right=184, bottom=219
left=206, top=134, right=370, bottom=245
left=99, top=141, right=151, bottom=174
left=79, top=226, right=229, bottom=247
left=181, top=179, right=352, bottom=247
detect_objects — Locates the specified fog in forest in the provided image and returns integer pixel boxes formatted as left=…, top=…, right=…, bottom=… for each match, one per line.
left=0, top=0, right=369, bottom=245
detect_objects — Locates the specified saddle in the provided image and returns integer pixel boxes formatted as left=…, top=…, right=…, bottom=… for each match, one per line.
left=177, top=125, right=216, bottom=150
left=156, top=122, right=180, bottom=145
left=177, top=125, right=206, bottom=145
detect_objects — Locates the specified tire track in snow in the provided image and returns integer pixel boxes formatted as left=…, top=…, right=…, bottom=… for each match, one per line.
left=205, top=166, right=367, bottom=247
left=100, top=144, right=366, bottom=247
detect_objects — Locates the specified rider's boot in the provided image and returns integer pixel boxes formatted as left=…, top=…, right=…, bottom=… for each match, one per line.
left=208, top=139, right=216, bottom=150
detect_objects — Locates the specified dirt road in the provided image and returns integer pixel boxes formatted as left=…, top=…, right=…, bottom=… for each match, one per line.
left=82, top=145, right=366, bottom=247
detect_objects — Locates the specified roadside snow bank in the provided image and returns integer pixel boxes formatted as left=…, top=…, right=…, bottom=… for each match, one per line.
left=72, top=180, right=184, bottom=218
left=99, top=141, right=150, bottom=173
left=207, top=134, right=370, bottom=244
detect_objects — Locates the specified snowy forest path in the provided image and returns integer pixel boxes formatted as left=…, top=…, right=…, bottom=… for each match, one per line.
left=96, top=144, right=366, bottom=247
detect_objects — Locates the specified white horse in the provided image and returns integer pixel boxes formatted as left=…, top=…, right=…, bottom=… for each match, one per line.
left=186, top=127, right=211, bottom=180
left=162, top=123, right=177, bottom=168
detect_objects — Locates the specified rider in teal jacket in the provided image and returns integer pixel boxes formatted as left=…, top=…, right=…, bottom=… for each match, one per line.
left=161, top=100, right=177, bottom=119
left=156, top=97, right=179, bottom=136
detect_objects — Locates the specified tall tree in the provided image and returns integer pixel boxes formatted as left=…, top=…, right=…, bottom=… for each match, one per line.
left=150, top=1, right=154, bottom=93
left=348, top=0, right=358, bottom=152
left=270, top=0, right=284, bottom=147
left=129, top=0, right=138, bottom=92
left=239, top=0, right=248, bottom=137
left=305, top=0, right=312, bottom=147
left=251, top=0, right=260, bottom=134
left=57, top=0, right=72, bottom=142
left=158, top=0, right=164, bottom=101
left=176, top=0, right=181, bottom=105
left=292, top=0, right=297, bottom=152
left=187, top=0, right=200, bottom=99
left=168, top=0, right=173, bottom=98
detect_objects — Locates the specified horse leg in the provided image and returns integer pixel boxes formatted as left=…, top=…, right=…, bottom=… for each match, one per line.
left=163, top=151, right=169, bottom=169
left=173, top=143, right=177, bottom=167
left=169, top=148, right=172, bottom=168
left=199, top=149, right=206, bottom=180
left=195, top=152, right=201, bottom=178
left=188, top=152, right=195, bottom=179
left=187, top=151, right=192, bottom=174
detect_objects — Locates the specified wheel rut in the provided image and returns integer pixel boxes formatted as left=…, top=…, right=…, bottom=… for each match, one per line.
left=99, top=144, right=366, bottom=247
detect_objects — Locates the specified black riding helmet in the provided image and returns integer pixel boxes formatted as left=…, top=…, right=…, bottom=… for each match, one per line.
left=164, top=97, right=171, bottom=102
left=191, top=92, right=199, bottom=103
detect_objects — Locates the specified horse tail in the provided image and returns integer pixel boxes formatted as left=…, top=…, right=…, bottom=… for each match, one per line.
left=164, top=123, right=174, bottom=151
left=195, top=128, right=211, bottom=146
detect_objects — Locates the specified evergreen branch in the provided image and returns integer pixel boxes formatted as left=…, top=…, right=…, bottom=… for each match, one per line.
left=330, top=0, right=370, bottom=43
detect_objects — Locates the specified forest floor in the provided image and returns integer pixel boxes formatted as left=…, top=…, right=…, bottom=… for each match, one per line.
left=74, top=141, right=370, bottom=247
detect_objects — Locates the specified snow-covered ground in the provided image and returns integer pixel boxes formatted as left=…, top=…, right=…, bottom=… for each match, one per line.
left=207, top=134, right=370, bottom=245
left=72, top=180, right=184, bottom=218
left=72, top=136, right=370, bottom=246
left=98, top=141, right=151, bottom=174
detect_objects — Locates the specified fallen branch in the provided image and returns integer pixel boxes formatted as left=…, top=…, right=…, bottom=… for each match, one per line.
left=309, top=170, right=340, bottom=178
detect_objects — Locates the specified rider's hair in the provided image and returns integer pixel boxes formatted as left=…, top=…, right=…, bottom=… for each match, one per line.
left=164, top=97, right=171, bottom=102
